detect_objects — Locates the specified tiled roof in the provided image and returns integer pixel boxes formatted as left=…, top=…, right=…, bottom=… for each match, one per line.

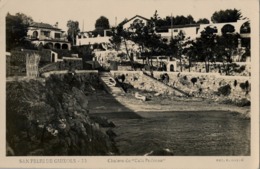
left=122, top=15, right=150, bottom=25
left=29, top=22, right=61, bottom=30
left=156, top=24, right=200, bottom=30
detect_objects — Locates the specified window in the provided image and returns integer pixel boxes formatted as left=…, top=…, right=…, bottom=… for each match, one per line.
left=174, top=29, right=178, bottom=32
left=32, top=31, right=38, bottom=39
left=55, top=33, right=61, bottom=39
left=41, top=31, right=50, bottom=37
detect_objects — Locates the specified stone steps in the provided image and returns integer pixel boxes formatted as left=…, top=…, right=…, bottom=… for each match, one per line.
left=99, top=72, right=125, bottom=96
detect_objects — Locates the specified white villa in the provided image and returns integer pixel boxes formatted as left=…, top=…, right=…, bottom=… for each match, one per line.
left=122, top=15, right=150, bottom=30
left=27, top=22, right=71, bottom=50
left=120, top=15, right=250, bottom=43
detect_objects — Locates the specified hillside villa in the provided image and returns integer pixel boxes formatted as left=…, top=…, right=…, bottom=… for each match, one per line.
left=27, top=22, right=71, bottom=50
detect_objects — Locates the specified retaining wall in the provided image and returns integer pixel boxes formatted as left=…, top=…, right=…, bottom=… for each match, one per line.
left=111, top=71, right=185, bottom=96
left=111, top=70, right=251, bottom=100
left=153, top=71, right=250, bottom=100
left=42, top=70, right=98, bottom=78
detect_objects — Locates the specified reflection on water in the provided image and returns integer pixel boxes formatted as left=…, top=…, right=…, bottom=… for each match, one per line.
left=111, top=111, right=250, bottom=156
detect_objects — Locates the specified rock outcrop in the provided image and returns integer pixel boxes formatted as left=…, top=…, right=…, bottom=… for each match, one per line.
left=6, top=74, right=117, bottom=156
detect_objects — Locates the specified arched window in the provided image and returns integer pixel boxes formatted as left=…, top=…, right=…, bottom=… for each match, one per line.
left=170, top=64, right=174, bottom=72
left=62, top=44, right=68, bottom=49
left=54, top=43, right=61, bottom=49
left=44, top=43, right=53, bottom=49
left=32, top=31, right=38, bottom=39
left=221, top=24, right=235, bottom=35
left=240, top=21, right=250, bottom=34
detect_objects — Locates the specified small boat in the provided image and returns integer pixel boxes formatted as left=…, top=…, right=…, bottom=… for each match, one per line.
left=135, top=92, right=146, bottom=101
left=106, top=77, right=117, bottom=87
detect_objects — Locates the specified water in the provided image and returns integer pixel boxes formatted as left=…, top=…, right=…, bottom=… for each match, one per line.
left=107, top=111, right=250, bottom=156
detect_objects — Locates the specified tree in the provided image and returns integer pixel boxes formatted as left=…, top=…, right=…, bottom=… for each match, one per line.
left=95, top=16, right=110, bottom=36
left=195, top=26, right=218, bottom=72
left=110, top=25, right=130, bottom=58
left=169, top=31, right=189, bottom=72
left=6, top=13, right=34, bottom=51
left=215, top=33, right=240, bottom=75
left=67, top=20, right=80, bottom=46
left=183, top=40, right=198, bottom=72
left=211, top=9, right=242, bottom=23
left=128, top=11, right=167, bottom=75
left=15, top=13, right=33, bottom=25
left=154, top=14, right=196, bottom=28
left=109, top=27, right=122, bottom=51
left=196, top=18, right=210, bottom=24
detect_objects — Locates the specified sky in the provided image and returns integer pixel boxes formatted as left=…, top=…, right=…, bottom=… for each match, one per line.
left=1, top=0, right=257, bottom=32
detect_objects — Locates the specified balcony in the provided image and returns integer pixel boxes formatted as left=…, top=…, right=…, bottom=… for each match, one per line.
left=28, top=35, right=68, bottom=42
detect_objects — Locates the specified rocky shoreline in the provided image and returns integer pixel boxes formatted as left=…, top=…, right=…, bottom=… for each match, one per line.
left=6, top=74, right=250, bottom=156
left=6, top=75, right=118, bottom=156
left=112, top=90, right=250, bottom=118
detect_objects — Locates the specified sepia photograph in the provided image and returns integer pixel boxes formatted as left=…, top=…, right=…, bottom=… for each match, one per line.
left=0, top=0, right=259, bottom=168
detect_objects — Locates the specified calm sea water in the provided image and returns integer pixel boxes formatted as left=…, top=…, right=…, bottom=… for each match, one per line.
left=106, top=111, right=250, bottom=156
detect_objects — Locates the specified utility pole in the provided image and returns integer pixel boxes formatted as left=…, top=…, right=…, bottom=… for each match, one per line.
left=82, top=20, right=84, bottom=32
left=170, top=13, right=173, bottom=61
left=171, top=13, right=173, bottom=39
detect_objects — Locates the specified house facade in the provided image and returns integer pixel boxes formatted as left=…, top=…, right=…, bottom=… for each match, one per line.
left=120, top=15, right=250, bottom=42
left=76, top=30, right=111, bottom=47
left=27, top=22, right=71, bottom=50
left=122, top=15, right=150, bottom=30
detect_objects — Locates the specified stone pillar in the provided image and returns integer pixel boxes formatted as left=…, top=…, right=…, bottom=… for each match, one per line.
left=238, top=38, right=241, bottom=48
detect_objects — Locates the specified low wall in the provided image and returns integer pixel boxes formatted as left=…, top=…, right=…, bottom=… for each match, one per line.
left=42, top=70, right=98, bottom=78
left=111, top=70, right=251, bottom=101
left=111, top=71, right=185, bottom=96
left=152, top=71, right=251, bottom=100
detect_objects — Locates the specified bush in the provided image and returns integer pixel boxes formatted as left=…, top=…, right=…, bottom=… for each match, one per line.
left=191, top=77, right=197, bottom=86
left=240, top=82, right=246, bottom=90
left=217, top=84, right=231, bottom=96
left=179, top=75, right=189, bottom=86
left=235, top=98, right=251, bottom=107
left=240, top=81, right=249, bottom=91
left=234, top=80, right=237, bottom=87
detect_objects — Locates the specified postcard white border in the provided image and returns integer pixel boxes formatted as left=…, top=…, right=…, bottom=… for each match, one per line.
left=0, top=0, right=259, bottom=168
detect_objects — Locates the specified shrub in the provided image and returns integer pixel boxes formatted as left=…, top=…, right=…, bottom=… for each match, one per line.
left=245, top=80, right=249, bottom=89
left=240, top=80, right=250, bottom=91
left=234, top=80, right=237, bottom=87
left=179, top=76, right=189, bottom=86
left=220, top=98, right=233, bottom=104
left=235, top=98, right=251, bottom=107
left=191, top=77, right=197, bottom=86
left=217, top=84, right=231, bottom=96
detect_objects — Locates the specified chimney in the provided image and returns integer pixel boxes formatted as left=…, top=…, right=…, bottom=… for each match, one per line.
left=54, top=22, right=58, bottom=28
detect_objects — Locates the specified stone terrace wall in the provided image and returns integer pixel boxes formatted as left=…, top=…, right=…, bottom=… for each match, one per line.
left=152, top=71, right=251, bottom=101
left=111, top=70, right=250, bottom=101
left=111, top=71, right=185, bottom=96
left=42, top=70, right=98, bottom=78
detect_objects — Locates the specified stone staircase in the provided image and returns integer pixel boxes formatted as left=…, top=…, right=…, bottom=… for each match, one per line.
left=99, top=72, right=125, bottom=96
left=39, top=62, right=59, bottom=74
